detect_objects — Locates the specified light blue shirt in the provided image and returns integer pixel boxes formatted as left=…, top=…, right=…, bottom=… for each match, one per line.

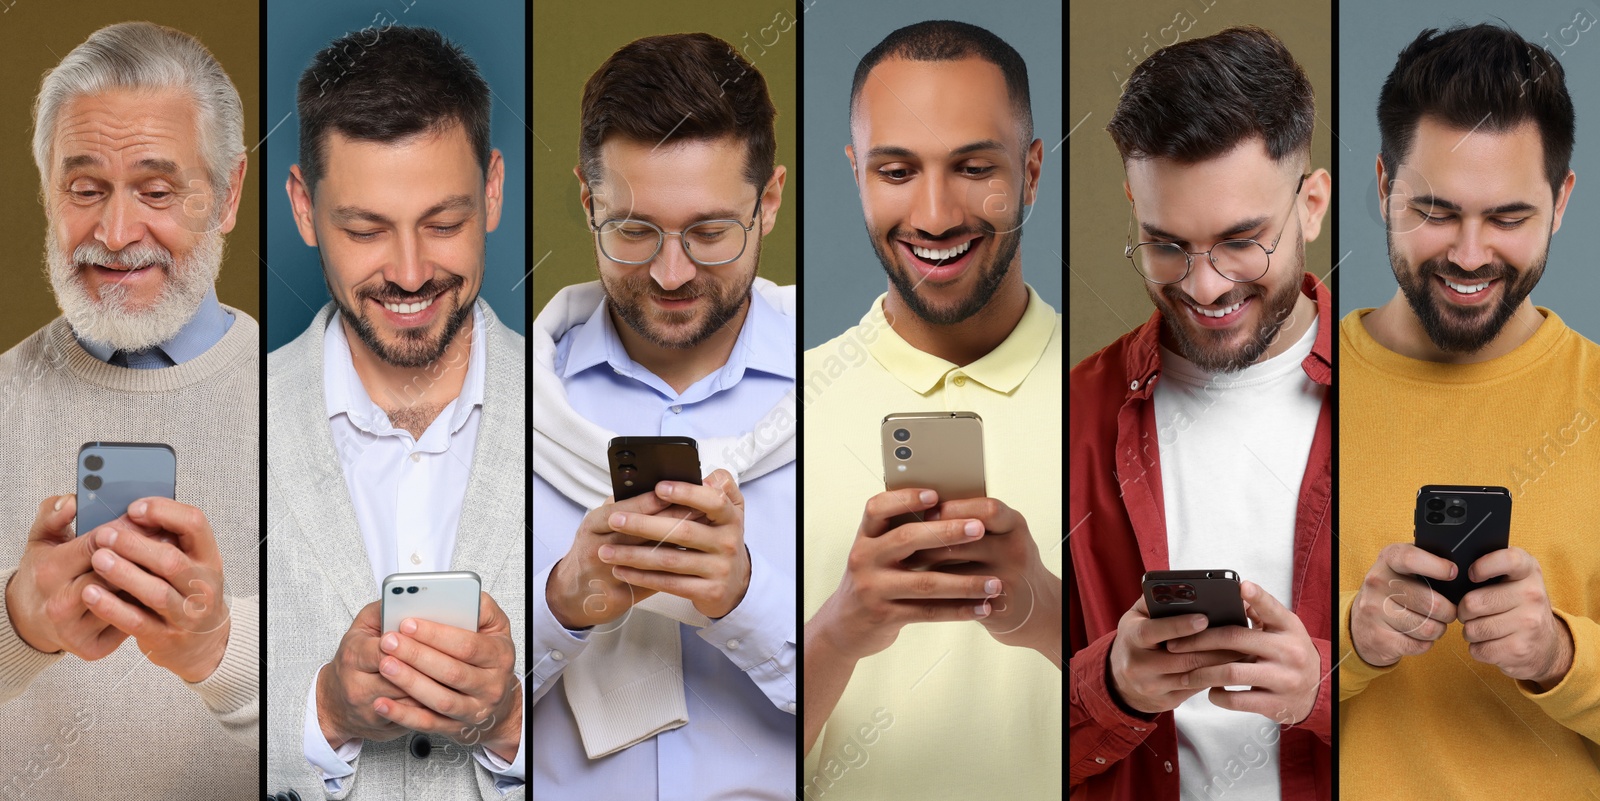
left=532, top=290, right=797, bottom=799
left=77, top=286, right=234, bottom=368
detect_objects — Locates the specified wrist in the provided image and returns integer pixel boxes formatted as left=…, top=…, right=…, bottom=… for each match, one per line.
left=806, top=606, right=862, bottom=667
left=177, top=615, right=231, bottom=683
left=1535, top=614, right=1574, bottom=692
left=5, top=572, right=58, bottom=654
left=316, top=665, right=349, bottom=749
left=482, top=683, right=523, bottom=761
left=545, top=558, right=588, bottom=630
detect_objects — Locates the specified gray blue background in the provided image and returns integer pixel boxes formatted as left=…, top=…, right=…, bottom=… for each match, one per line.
left=264, top=0, right=526, bottom=350
left=801, top=0, right=1062, bottom=349
left=1338, top=0, right=1600, bottom=339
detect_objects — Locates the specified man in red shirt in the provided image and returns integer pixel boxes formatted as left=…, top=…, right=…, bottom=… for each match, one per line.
left=1069, top=27, right=1333, bottom=800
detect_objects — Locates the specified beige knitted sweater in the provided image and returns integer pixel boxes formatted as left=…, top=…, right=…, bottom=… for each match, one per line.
left=0, top=308, right=260, bottom=799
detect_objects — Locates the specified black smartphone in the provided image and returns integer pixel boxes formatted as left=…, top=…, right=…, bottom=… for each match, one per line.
left=1142, top=569, right=1249, bottom=629
left=1413, top=485, right=1511, bottom=605
left=607, top=436, right=701, bottom=501
left=76, top=442, right=176, bottom=536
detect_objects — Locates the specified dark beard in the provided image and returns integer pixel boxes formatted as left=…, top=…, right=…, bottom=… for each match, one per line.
left=600, top=237, right=759, bottom=350
left=1150, top=241, right=1306, bottom=374
left=1387, top=227, right=1545, bottom=354
left=869, top=201, right=1022, bottom=326
left=326, top=267, right=474, bottom=369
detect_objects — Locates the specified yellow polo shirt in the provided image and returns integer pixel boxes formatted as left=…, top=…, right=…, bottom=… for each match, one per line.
left=1339, top=307, right=1600, bottom=799
left=801, top=285, right=1062, bottom=799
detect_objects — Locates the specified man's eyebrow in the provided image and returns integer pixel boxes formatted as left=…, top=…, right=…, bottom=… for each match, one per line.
left=864, top=141, right=1007, bottom=162
left=60, top=154, right=181, bottom=178
left=948, top=139, right=1006, bottom=157
left=1409, top=195, right=1537, bottom=216
left=329, top=194, right=476, bottom=227
left=1141, top=215, right=1271, bottom=243
left=617, top=208, right=743, bottom=224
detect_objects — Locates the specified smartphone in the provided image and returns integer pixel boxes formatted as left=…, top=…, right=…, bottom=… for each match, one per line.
left=381, top=571, right=481, bottom=634
left=608, top=436, right=702, bottom=501
left=881, top=412, right=985, bottom=528
left=1413, top=485, right=1512, bottom=605
left=76, top=442, right=176, bottom=536
left=1142, top=569, right=1250, bottom=629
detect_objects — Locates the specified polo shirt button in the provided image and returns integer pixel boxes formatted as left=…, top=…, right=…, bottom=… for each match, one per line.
left=1094, top=756, right=1106, bottom=764
left=409, top=733, right=432, bottom=759
left=953, top=376, right=967, bottom=387
left=1130, top=380, right=1140, bottom=390
left=1165, top=760, right=1173, bottom=772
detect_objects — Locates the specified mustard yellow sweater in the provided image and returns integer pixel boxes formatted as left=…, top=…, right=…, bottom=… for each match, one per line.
left=1338, top=308, right=1600, bottom=799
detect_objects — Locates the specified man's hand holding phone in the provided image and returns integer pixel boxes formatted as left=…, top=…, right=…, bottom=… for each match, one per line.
left=1459, top=547, right=1573, bottom=690
left=7, top=494, right=128, bottom=660
left=596, top=469, right=751, bottom=620
left=318, top=600, right=419, bottom=747
left=546, top=492, right=676, bottom=629
left=1107, top=595, right=1247, bottom=715
left=374, top=591, right=523, bottom=762
left=1164, top=580, right=1322, bottom=724
left=1350, top=543, right=1458, bottom=668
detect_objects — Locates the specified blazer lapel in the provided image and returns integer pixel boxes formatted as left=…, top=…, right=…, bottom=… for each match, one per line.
left=451, top=300, right=526, bottom=598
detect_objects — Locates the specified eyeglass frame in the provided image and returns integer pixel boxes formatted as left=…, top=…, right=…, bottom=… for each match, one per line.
left=1123, top=173, right=1309, bottom=285
left=586, top=195, right=763, bottom=267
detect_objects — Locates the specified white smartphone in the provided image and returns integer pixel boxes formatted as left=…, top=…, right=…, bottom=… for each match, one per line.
left=381, top=571, right=481, bottom=634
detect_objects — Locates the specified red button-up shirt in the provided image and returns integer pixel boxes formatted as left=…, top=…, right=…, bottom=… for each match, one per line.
left=1068, top=273, right=1333, bottom=800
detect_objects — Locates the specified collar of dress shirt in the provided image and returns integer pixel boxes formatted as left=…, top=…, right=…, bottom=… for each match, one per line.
left=323, top=300, right=487, bottom=444
left=558, top=284, right=795, bottom=396
left=77, top=285, right=234, bottom=366
left=863, top=282, right=1056, bottom=395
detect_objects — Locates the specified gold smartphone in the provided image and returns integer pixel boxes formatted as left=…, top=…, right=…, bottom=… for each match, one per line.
left=881, top=412, right=986, bottom=529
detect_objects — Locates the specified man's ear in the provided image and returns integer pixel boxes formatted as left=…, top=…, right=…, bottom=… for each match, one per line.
left=1375, top=154, right=1390, bottom=225
left=1551, top=169, right=1577, bottom=236
left=1299, top=168, right=1332, bottom=244
left=286, top=165, right=318, bottom=248
left=845, top=145, right=860, bottom=190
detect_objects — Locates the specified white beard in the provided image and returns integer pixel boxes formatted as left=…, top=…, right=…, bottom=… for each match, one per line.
left=45, top=223, right=224, bottom=352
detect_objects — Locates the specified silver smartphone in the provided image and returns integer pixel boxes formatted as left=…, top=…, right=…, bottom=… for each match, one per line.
left=881, top=412, right=986, bottom=517
left=381, top=571, right=481, bottom=634
left=76, top=442, right=176, bottom=536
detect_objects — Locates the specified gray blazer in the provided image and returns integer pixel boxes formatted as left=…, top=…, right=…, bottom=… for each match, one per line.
left=265, top=300, right=525, bottom=799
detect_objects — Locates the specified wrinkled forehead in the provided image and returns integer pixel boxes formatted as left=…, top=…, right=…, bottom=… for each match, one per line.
left=52, top=89, right=203, bottom=177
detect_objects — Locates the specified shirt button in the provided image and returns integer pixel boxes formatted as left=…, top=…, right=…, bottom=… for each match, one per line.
left=953, top=376, right=967, bottom=387
left=409, top=452, right=421, bottom=462
left=1165, top=760, right=1173, bottom=773
left=1094, top=756, right=1106, bottom=764
left=785, top=701, right=796, bottom=714
left=670, top=405, right=682, bottom=414
left=1134, top=726, right=1146, bottom=731
left=410, top=553, right=422, bottom=565
left=551, top=650, right=565, bottom=661
left=726, top=638, right=741, bottom=650
left=1130, top=379, right=1141, bottom=390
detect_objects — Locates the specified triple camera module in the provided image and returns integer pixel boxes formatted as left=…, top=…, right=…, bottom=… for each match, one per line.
left=1425, top=495, right=1469, bottom=526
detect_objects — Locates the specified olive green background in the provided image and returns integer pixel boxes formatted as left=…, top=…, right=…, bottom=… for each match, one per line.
left=0, top=0, right=260, bottom=352
left=1068, top=1, right=1332, bottom=368
left=532, top=0, right=797, bottom=314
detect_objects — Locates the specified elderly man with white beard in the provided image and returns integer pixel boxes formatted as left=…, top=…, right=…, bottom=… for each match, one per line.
left=0, top=21, right=260, bottom=798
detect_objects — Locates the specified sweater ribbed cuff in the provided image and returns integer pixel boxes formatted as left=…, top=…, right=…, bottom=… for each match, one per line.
left=0, top=568, right=65, bottom=694
left=189, top=593, right=258, bottom=714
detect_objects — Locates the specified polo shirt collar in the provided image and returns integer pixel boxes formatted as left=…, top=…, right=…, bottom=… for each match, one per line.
left=864, top=283, right=1057, bottom=395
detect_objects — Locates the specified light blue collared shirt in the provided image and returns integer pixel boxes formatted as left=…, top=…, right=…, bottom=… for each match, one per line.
left=77, top=287, right=235, bottom=368
left=532, top=290, right=797, bottom=799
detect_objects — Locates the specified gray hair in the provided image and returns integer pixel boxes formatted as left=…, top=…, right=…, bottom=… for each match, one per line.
left=31, top=21, right=244, bottom=197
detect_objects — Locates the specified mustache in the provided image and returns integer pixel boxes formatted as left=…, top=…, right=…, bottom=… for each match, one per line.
left=72, top=241, right=174, bottom=270
left=1161, top=285, right=1257, bottom=309
left=1419, top=258, right=1512, bottom=283
left=619, top=276, right=702, bottom=301
left=358, top=275, right=464, bottom=304
left=886, top=221, right=994, bottom=246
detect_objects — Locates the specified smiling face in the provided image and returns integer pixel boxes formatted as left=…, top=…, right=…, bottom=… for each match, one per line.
left=581, top=134, right=781, bottom=350
left=1381, top=117, right=1569, bottom=353
left=291, top=122, right=499, bottom=369
left=848, top=56, right=1040, bottom=325
left=45, top=88, right=239, bottom=350
left=1125, top=138, right=1317, bottom=373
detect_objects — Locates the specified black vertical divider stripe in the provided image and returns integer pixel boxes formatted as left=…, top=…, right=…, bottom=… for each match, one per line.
left=522, top=1, right=536, bottom=782
left=257, top=0, right=270, bottom=790
left=793, top=1, right=808, bottom=796
left=1329, top=0, right=1342, bottom=796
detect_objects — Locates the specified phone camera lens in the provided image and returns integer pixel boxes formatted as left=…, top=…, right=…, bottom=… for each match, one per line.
left=391, top=587, right=403, bottom=595
left=1426, top=511, right=1445, bottom=524
left=83, top=474, right=101, bottom=491
left=1426, top=497, right=1444, bottom=511
left=406, top=586, right=418, bottom=594
left=618, top=450, right=634, bottom=461
left=894, top=446, right=912, bottom=461
left=1446, top=505, right=1465, bottom=518
left=893, top=428, right=910, bottom=442
left=619, top=465, right=638, bottom=479
left=1178, top=586, right=1196, bottom=600
left=84, top=455, right=103, bottom=471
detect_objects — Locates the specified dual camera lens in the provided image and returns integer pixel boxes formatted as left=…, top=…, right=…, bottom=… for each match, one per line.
left=390, top=586, right=420, bottom=595
left=82, top=454, right=103, bottom=491
left=892, top=428, right=911, bottom=460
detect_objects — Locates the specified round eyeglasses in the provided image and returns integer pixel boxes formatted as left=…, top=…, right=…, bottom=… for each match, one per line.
left=1124, top=174, right=1307, bottom=285
left=587, top=196, right=762, bottom=267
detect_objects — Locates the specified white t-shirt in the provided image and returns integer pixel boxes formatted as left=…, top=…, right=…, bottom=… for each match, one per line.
left=1153, top=318, right=1322, bottom=801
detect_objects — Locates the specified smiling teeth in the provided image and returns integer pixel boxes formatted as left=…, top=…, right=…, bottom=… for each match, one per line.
left=1444, top=278, right=1490, bottom=294
left=911, top=240, right=973, bottom=260
left=384, top=296, right=434, bottom=314
left=1193, top=299, right=1244, bottom=318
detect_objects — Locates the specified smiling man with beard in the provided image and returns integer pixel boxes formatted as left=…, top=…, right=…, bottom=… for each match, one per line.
left=0, top=21, right=259, bottom=798
left=264, top=27, right=526, bottom=800
left=1339, top=24, right=1600, bottom=800
left=530, top=32, right=796, bottom=799
left=1070, top=26, right=1334, bottom=801
left=802, top=20, right=1061, bottom=800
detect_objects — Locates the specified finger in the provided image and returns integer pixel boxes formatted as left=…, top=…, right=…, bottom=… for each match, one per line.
left=706, top=469, right=744, bottom=509
left=1468, top=546, right=1532, bottom=583
left=1239, top=581, right=1303, bottom=632
left=1387, top=580, right=1457, bottom=625
left=81, top=582, right=160, bottom=638
left=882, top=570, right=1000, bottom=601
left=1385, top=543, right=1457, bottom=582
left=379, top=652, right=484, bottom=726
left=861, top=489, right=941, bottom=538
left=1378, top=597, right=1451, bottom=641
left=354, top=600, right=385, bottom=632
left=884, top=598, right=997, bottom=623
left=125, top=498, right=218, bottom=564
left=1127, top=612, right=1210, bottom=650
left=881, top=518, right=986, bottom=563
left=30, top=495, right=78, bottom=544
left=90, top=548, right=181, bottom=618
left=401, top=616, right=497, bottom=668
left=1166, top=625, right=1274, bottom=658
left=98, top=525, right=190, bottom=582
left=610, top=565, right=713, bottom=602
left=374, top=694, right=461, bottom=735
left=1183, top=660, right=1273, bottom=690
left=930, top=497, right=1019, bottom=534
left=656, top=478, right=739, bottom=527
left=608, top=510, right=712, bottom=551
left=599, top=543, right=715, bottom=578
left=381, top=631, right=485, bottom=696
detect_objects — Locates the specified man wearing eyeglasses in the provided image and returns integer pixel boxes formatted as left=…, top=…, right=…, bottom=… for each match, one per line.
left=529, top=33, right=796, bottom=798
left=1070, top=26, right=1334, bottom=800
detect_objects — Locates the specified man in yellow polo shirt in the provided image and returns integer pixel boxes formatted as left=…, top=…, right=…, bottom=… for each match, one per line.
left=1340, top=24, right=1600, bottom=799
left=800, top=20, right=1060, bottom=800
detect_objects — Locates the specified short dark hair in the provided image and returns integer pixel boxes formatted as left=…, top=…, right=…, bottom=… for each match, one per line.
left=579, top=33, right=776, bottom=190
left=1107, top=26, right=1313, bottom=165
left=1378, top=24, right=1574, bottom=198
left=297, top=26, right=491, bottom=195
left=850, top=20, right=1033, bottom=144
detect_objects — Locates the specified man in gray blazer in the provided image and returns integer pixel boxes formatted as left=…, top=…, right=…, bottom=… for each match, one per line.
left=265, top=27, right=525, bottom=799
